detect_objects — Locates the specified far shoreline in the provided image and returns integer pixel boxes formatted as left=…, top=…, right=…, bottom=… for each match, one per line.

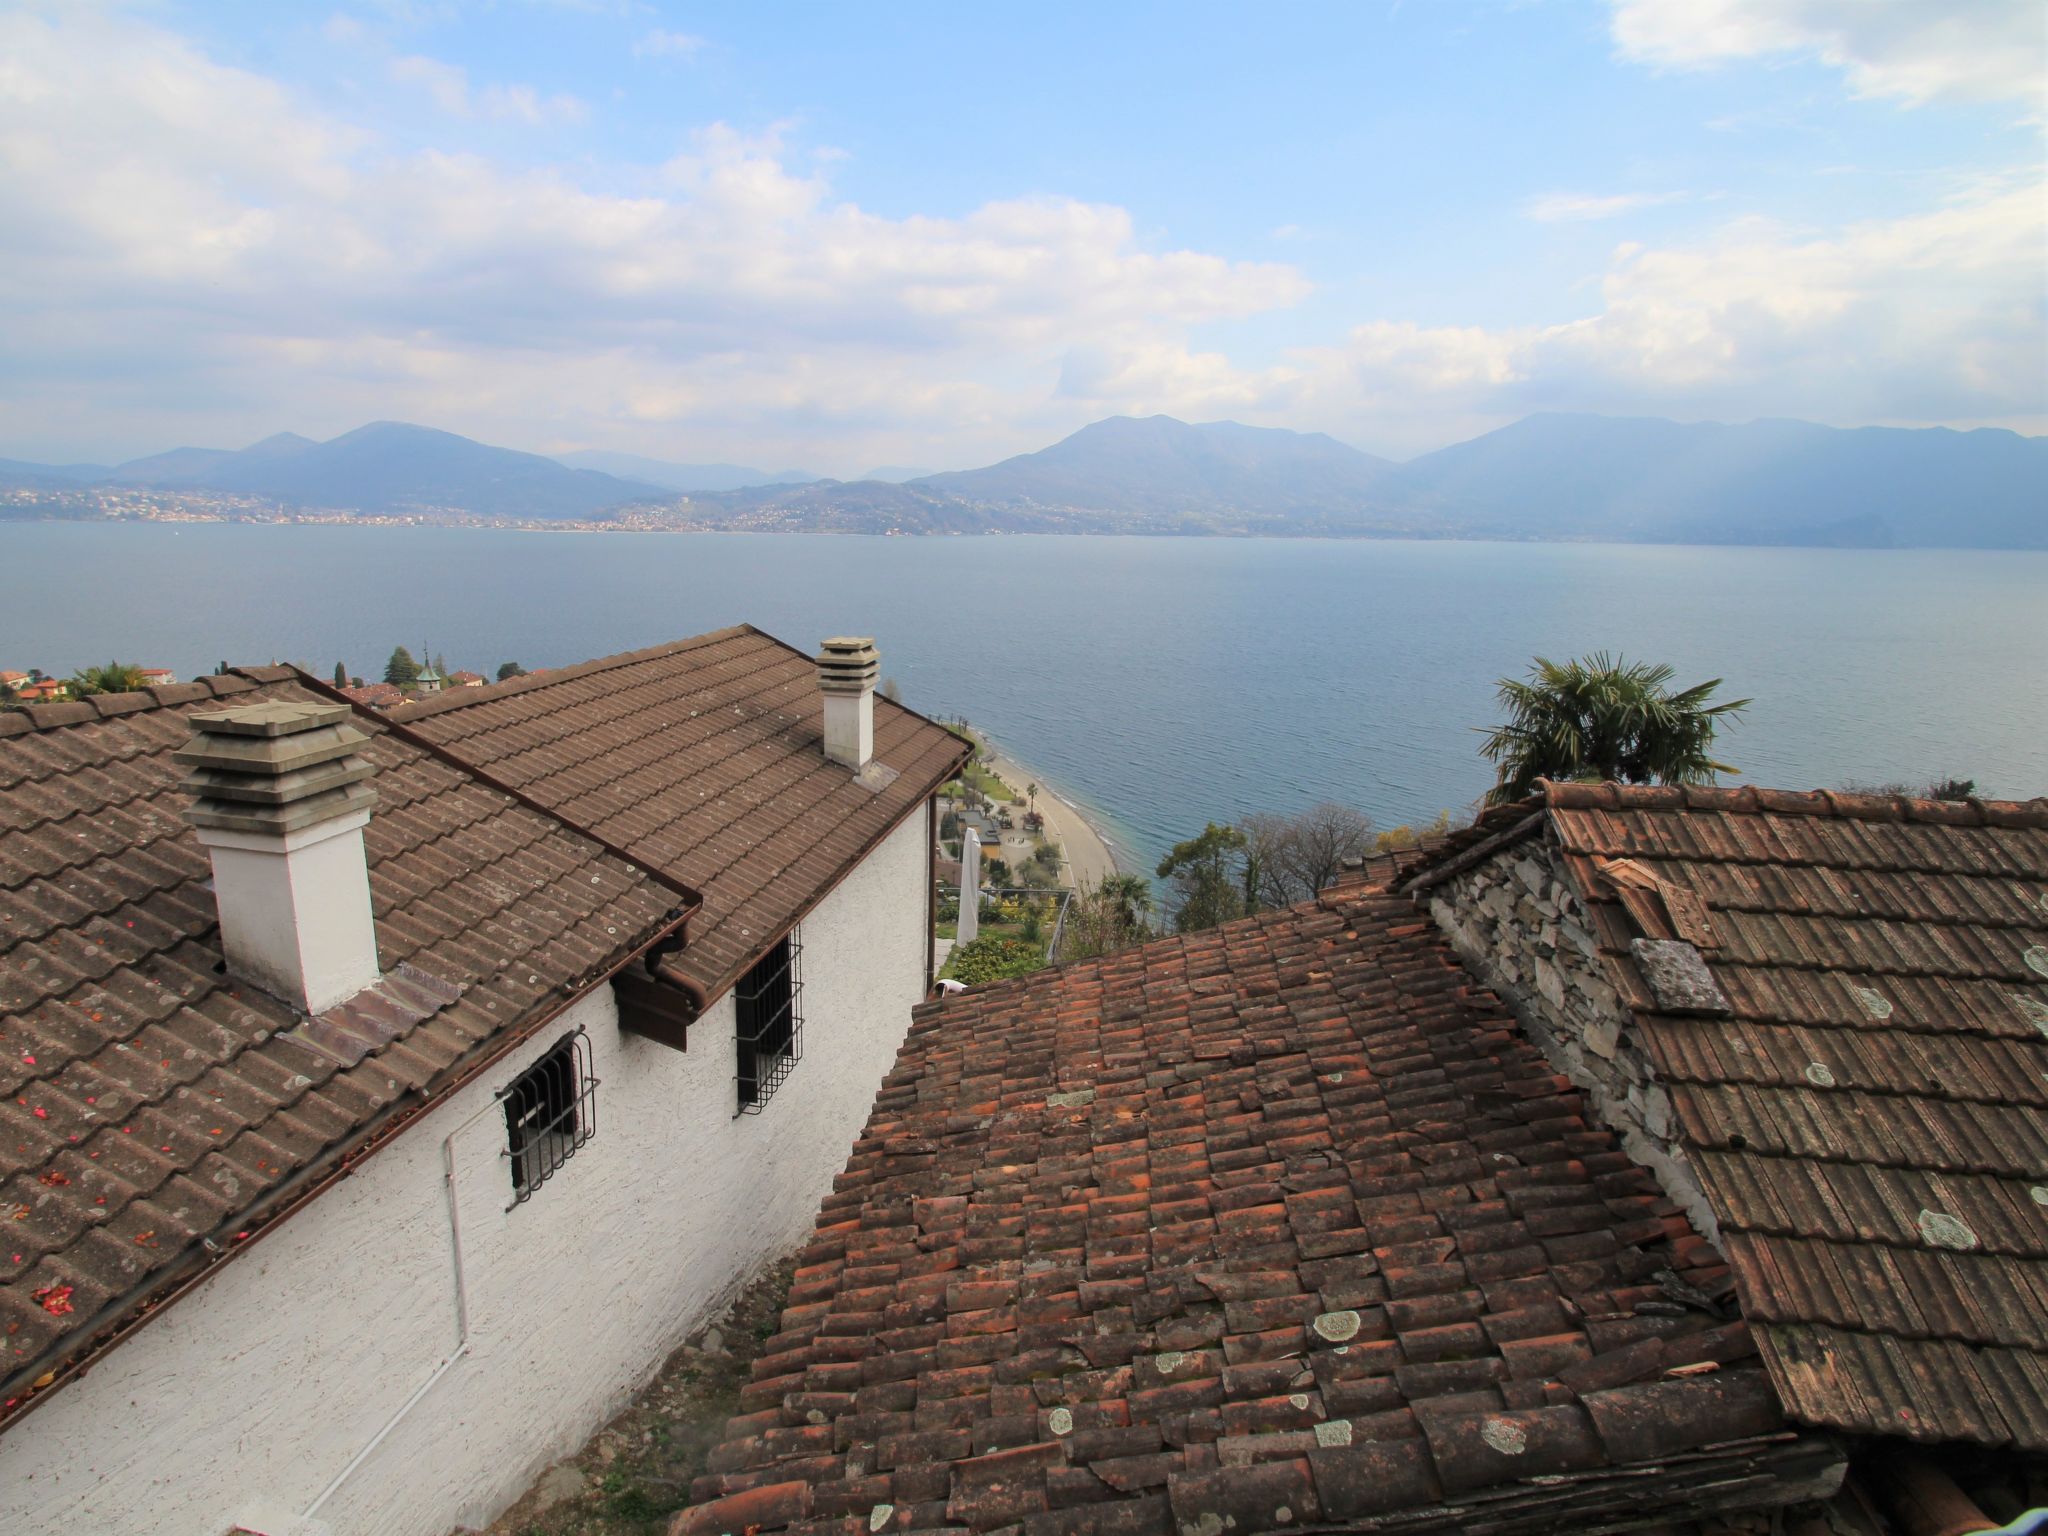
left=3, top=513, right=2038, bottom=553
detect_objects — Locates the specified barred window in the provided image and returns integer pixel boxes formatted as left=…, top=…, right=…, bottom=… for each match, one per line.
left=503, top=1029, right=597, bottom=1207
left=735, top=928, right=802, bottom=1113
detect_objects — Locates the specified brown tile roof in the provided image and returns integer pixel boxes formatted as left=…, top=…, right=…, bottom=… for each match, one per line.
left=0, top=670, right=694, bottom=1421
left=1412, top=781, right=2048, bottom=1452
left=679, top=889, right=1834, bottom=1536
left=340, top=681, right=408, bottom=709
left=391, top=626, right=970, bottom=1004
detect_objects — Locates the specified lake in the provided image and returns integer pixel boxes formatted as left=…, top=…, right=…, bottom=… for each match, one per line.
left=3, top=522, right=2043, bottom=874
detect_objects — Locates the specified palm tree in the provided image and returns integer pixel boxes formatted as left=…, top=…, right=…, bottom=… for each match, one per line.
left=68, top=661, right=149, bottom=698
left=1099, top=874, right=1152, bottom=932
left=1479, top=653, right=1749, bottom=805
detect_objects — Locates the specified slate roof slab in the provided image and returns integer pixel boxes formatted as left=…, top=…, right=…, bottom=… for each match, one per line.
left=680, top=888, right=1836, bottom=1536
left=0, top=671, right=695, bottom=1421
left=392, top=626, right=970, bottom=1005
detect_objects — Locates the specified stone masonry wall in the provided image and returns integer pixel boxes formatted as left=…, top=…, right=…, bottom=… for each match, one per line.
left=1424, top=838, right=1720, bottom=1243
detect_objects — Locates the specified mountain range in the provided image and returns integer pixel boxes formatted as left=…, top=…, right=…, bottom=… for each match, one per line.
left=2, top=413, right=2039, bottom=547
left=553, top=449, right=820, bottom=494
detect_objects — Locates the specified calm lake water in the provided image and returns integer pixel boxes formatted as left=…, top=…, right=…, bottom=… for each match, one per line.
left=4, top=523, right=2044, bottom=874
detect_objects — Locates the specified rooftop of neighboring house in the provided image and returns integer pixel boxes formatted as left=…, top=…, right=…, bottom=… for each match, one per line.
left=0, top=670, right=695, bottom=1423
left=340, top=681, right=408, bottom=710
left=392, top=625, right=970, bottom=1005
left=680, top=884, right=1842, bottom=1536
left=448, top=670, right=486, bottom=686
left=1393, top=781, right=2048, bottom=1453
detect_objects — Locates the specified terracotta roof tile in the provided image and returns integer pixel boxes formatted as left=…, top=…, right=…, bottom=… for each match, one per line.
left=0, top=671, right=693, bottom=1420
left=1520, top=781, right=2048, bottom=1451
left=393, top=626, right=967, bottom=1002
left=680, top=891, right=1831, bottom=1534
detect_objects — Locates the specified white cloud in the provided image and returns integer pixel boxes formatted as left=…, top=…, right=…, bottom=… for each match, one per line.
left=0, top=6, right=2037, bottom=471
left=1272, top=176, right=2047, bottom=449
left=1525, top=190, right=1686, bottom=222
left=1610, top=0, right=2048, bottom=109
left=390, top=53, right=586, bottom=123
left=0, top=8, right=1303, bottom=469
left=634, top=29, right=705, bottom=59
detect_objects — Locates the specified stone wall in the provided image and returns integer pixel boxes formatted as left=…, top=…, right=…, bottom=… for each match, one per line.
left=1424, top=838, right=1719, bottom=1243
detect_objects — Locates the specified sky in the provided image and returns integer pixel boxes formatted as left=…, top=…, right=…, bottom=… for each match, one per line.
left=1, top=0, right=2042, bottom=476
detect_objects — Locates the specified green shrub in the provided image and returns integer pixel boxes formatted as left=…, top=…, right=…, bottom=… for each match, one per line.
left=943, top=935, right=1047, bottom=986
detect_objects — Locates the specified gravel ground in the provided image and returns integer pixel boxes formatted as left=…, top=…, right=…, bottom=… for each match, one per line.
left=462, top=1258, right=795, bottom=1536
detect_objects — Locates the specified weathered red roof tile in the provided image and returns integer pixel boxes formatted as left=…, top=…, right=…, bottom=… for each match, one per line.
left=1402, top=780, right=2048, bottom=1452
left=678, top=889, right=1832, bottom=1535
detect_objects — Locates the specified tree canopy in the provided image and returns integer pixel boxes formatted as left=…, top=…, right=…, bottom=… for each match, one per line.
left=1061, top=873, right=1154, bottom=961
left=384, top=646, right=420, bottom=687
left=67, top=661, right=149, bottom=698
left=1156, top=822, right=1250, bottom=933
left=1478, top=653, right=1748, bottom=805
left=496, top=661, right=526, bottom=682
left=1241, top=802, right=1377, bottom=907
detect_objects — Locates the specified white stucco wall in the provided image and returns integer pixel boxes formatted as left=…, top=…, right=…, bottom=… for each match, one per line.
left=0, top=809, right=931, bottom=1536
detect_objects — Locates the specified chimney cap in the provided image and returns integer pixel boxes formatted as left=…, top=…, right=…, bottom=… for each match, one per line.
left=178, top=701, right=377, bottom=839
left=816, top=637, right=880, bottom=696
left=184, top=700, right=353, bottom=738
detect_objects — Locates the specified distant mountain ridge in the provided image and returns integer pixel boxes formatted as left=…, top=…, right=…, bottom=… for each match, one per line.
left=1, top=412, right=2039, bottom=546
left=1395, top=413, right=2046, bottom=548
left=553, top=449, right=821, bottom=493
left=6, top=423, right=665, bottom=518
left=917, top=416, right=1399, bottom=522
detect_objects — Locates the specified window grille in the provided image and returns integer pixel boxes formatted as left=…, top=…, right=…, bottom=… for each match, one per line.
left=735, top=928, right=802, bottom=1114
left=502, top=1029, right=597, bottom=1208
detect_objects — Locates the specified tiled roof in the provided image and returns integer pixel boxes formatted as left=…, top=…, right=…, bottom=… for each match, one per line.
left=1426, top=782, right=2048, bottom=1452
left=0, top=671, right=693, bottom=1418
left=392, top=626, right=970, bottom=1004
left=681, top=890, right=1832, bottom=1536
left=340, top=681, right=409, bottom=710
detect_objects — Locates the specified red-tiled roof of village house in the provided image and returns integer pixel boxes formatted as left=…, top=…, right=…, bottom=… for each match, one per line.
left=679, top=887, right=1838, bottom=1536
left=340, top=681, right=408, bottom=710
left=391, top=625, right=971, bottom=1006
left=1394, top=780, right=2048, bottom=1452
left=0, top=670, right=696, bottom=1424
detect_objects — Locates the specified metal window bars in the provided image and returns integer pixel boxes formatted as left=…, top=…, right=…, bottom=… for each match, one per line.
left=501, top=1028, right=598, bottom=1208
left=735, top=927, right=803, bottom=1114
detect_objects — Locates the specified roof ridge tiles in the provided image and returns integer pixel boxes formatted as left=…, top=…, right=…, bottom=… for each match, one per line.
left=1529, top=780, right=2048, bottom=827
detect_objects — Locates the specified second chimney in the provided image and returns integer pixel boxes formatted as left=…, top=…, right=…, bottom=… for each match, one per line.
left=817, top=636, right=880, bottom=771
left=176, top=700, right=381, bottom=1015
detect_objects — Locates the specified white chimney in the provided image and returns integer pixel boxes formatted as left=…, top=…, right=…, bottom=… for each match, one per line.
left=816, top=636, right=880, bottom=770
left=177, top=701, right=381, bottom=1014
left=957, top=827, right=982, bottom=944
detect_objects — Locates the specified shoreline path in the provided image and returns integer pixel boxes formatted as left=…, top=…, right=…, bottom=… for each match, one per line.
left=978, top=742, right=1122, bottom=889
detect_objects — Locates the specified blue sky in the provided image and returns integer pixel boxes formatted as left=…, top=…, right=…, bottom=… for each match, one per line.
left=1, top=1, right=2041, bottom=473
